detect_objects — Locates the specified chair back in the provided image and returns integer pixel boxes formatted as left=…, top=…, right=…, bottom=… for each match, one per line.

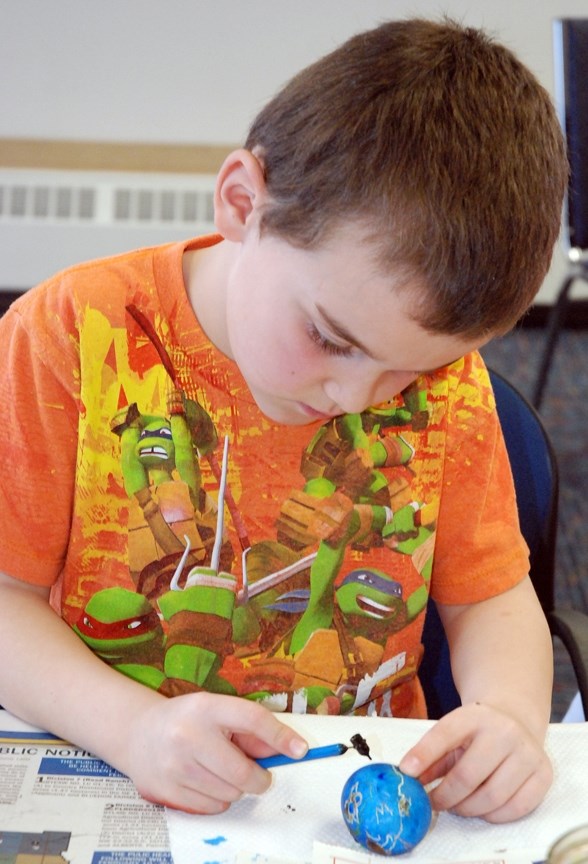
left=553, top=18, right=588, bottom=258
left=419, top=368, right=560, bottom=718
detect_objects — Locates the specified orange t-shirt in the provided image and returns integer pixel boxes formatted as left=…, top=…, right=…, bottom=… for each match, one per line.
left=0, top=235, right=529, bottom=718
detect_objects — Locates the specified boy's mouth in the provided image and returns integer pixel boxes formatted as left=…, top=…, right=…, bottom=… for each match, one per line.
left=297, top=402, right=338, bottom=420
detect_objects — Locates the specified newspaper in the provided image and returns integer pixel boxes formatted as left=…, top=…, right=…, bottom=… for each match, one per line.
left=0, top=709, right=171, bottom=864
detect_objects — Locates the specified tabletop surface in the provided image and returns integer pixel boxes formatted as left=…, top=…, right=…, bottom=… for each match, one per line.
left=2, top=708, right=586, bottom=864
left=165, top=713, right=588, bottom=864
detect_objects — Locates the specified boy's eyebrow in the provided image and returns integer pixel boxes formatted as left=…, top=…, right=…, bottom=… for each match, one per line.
left=316, top=303, right=460, bottom=373
left=315, top=303, right=379, bottom=360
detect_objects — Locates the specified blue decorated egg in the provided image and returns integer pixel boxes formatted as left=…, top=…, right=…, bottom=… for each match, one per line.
left=341, top=763, right=432, bottom=856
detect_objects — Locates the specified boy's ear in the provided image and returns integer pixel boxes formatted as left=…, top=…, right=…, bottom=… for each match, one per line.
left=214, top=148, right=268, bottom=241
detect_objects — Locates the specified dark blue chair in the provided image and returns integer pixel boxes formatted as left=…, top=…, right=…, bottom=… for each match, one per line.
left=419, top=367, right=588, bottom=719
left=532, top=19, right=588, bottom=410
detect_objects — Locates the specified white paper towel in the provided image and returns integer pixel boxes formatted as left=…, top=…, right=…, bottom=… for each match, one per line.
left=165, top=715, right=588, bottom=864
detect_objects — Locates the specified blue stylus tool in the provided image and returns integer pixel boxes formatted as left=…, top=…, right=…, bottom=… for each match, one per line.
left=256, top=733, right=371, bottom=769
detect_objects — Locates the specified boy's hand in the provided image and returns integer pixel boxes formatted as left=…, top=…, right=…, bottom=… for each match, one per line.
left=123, top=692, right=308, bottom=814
left=399, top=701, right=553, bottom=823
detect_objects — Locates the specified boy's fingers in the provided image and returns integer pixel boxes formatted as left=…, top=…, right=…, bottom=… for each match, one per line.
left=399, top=703, right=493, bottom=778
left=218, top=696, right=309, bottom=760
left=266, top=719, right=309, bottom=760
left=398, top=704, right=552, bottom=820
left=182, top=732, right=272, bottom=799
left=162, top=695, right=308, bottom=800
left=406, top=753, right=455, bottom=786
left=183, top=756, right=257, bottom=802
left=432, top=750, right=517, bottom=817
left=483, top=769, right=552, bottom=824
left=399, top=721, right=462, bottom=778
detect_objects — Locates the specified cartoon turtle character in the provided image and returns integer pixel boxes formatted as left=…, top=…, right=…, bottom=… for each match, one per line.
left=73, top=586, right=166, bottom=689
left=111, top=388, right=229, bottom=594
left=156, top=437, right=239, bottom=696
left=382, top=500, right=436, bottom=585
left=298, top=411, right=416, bottom=508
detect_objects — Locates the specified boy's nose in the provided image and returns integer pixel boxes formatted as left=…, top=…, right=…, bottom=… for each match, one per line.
left=331, top=385, right=377, bottom=415
left=324, top=371, right=417, bottom=415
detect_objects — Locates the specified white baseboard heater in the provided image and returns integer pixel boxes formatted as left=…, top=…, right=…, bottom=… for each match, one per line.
left=0, top=168, right=217, bottom=291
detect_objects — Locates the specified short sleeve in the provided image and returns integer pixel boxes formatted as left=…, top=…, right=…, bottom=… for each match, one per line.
left=0, top=284, right=80, bottom=586
left=430, top=354, right=530, bottom=605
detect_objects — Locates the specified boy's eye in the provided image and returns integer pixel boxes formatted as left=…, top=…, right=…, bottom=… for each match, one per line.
left=307, top=323, right=353, bottom=358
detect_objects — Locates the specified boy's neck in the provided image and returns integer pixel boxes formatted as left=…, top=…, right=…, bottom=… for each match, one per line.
left=182, top=239, right=234, bottom=359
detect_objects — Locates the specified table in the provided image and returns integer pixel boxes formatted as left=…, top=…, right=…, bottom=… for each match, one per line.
left=1, top=709, right=586, bottom=864
left=165, top=713, right=588, bottom=864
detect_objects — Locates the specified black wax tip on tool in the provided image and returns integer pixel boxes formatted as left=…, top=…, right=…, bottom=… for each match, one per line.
left=256, top=733, right=372, bottom=768
left=349, top=733, right=372, bottom=760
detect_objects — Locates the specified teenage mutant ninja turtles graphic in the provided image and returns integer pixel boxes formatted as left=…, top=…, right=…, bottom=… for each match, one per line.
left=74, top=307, right=436, bottom=715
left=110, top=387, right=235, bottom=596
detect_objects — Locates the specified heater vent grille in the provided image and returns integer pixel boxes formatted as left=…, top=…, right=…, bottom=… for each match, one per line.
left=0, top=169, right=216, bottom=227
left=0, top=168, right=217, bottom=290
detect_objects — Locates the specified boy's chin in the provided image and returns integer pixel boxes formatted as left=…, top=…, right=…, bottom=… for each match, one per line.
left=261, top=408, right=324, bottom=426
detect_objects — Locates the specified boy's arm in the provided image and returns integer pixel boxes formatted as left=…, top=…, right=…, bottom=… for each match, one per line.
left=400, top=576, right=553, bottom=823
left=0, top=571, right=308, bottom=813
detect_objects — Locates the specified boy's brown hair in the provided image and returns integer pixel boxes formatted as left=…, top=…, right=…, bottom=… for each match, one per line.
left=245, top=18, right=568, bottom=337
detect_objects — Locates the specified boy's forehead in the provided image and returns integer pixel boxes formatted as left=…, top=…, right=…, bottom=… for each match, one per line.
left=317, top=229, right=494, bottom=350
left=305, top=222, right=409, bottom=284
left=255, top=228, right=488, bottom=363
left=308, top=275, right=484, bottom=370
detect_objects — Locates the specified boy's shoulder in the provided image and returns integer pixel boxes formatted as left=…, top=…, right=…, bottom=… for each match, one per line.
left=3, top=240, right=186, bottom=330
left=8, top=233, right=221, bottom=326
left=423, top=352, right=496, bottom=434
left=428, top=351, right=489, bottom=396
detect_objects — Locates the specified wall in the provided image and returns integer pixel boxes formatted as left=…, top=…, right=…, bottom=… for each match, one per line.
left=2, top=0, right=588, bottom=301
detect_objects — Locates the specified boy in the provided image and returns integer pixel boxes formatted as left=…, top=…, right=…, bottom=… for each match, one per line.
left=0, top=18, right=567, bottom=824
